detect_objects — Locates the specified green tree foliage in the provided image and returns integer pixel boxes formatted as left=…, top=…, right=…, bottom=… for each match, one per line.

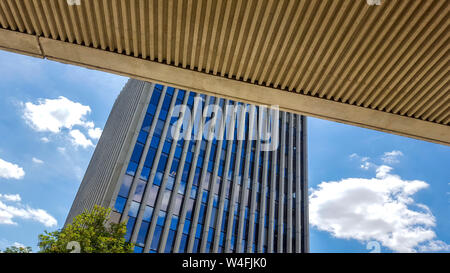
left=38, top=205, right=133, bottom=253
left=2, top=246, right=32, bottom=253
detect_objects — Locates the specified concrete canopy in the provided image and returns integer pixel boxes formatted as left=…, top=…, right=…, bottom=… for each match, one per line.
left=0, top=0, right=448, bottom=145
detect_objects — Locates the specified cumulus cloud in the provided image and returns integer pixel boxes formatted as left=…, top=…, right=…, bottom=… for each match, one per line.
left=381, top=150, right=403, bottom=164
left=309, top=165, right=447, bottom=252
left=23, top=96, right=92, bottom=133
left=349, top=153, right=376, bottom=170
left=0, top=194, right=57, bottom=227
left=22, top=96, right=101, bottom=149
left=0, top=194, right=21, bottom=202
left=69, top=129, right=94, bottom=148
left=88, top=127, right=103, bottom=140
left=418, top=240, right=450, bottom=252
left=0, top=158, right=25, bottom=180
left=32, top=157, right=44, bottom=164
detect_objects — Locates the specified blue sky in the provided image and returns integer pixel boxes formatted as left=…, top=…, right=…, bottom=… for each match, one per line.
left=0, top=49, right=448, bottom=253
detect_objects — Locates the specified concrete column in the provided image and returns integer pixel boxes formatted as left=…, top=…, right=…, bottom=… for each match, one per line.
left=121, top=82, right=161, bottom=225
left=236, top=105, right=256, bottom=252
left=187, top=97, right=220, bottom=253
left=135, top=88, right=179, bottom=249
left=257, top=107, right=270, bottom=252
left=277, top=112, right=286, bottom=252
left=200, top=99, right=228, bottom=252
left=224, top=103, right=246, bottom=253
left=212, top=101, right=237, bottom=252
left=287, top=113, right=294, bottom=253
left=157, top=90, right=191, bottom=252
left=172, top=95, right=210, bottom=252
left=246, top=106, right=261, bottom=252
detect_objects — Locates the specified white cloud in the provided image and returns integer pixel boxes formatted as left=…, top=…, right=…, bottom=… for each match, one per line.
left=350, top=153, right=376, bottom=170
left=375, top=165, right=392, bottom=178
left=418, top=240, right=450, bottom=252
left=360, top=161, right=371, bottom=170
left=12, top=242, right=26, bottom=248
left=0, top=158, right=25, bottom=180
left=23, top=96, right=92, bottom=133
left=0, top=195, right=57, bottom=227
left=381, top=150, right=403, bottom=164
left=0, top=194, right=21, bottom=202
left=88, top=127, right=103, bottom=140
left=23, top=97, right=100, bottom=148
left=69, top=129, right=93, bottom=148
left=309, top=165, right=447, bottom=252
left=57, top=147, right=66, bottom=154
left=32, top=157, right=44, bottom=164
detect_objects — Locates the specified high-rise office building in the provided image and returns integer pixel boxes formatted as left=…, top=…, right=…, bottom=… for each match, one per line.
left=66, top=79, right=308, bottom=253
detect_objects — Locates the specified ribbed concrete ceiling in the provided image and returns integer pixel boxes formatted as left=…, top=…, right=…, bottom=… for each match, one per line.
left=0, top=0, right=448, bottom=144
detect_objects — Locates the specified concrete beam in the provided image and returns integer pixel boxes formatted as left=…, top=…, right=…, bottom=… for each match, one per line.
left=0, top=29, right=448, bottom=145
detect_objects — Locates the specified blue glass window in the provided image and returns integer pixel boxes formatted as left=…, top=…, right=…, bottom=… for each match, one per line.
left=197, top=154, right=203, bottom=168
left=183, top=219, right=191, bottom=234
left=208, top=160, right=214, bottom=173
left=208, top=227, right=214, bottom=242
left=151, top=225, right=162, bottom=250
left=149, top=88, right=162, bottom=107
left=175, top=145, right=182, bottom=159
left=166, top=175, right=174, bottom=190
left=126, top=161, right=138, bottom=176
left=180, top=234, right=188, bottom=252
left=131, top=143, right=144, bottom=163
left=202, top=190, right=208, bottom=203
left=190, top=185, right=197, bottom=199
left=199, top=204, right=206, bottom=224
left=114, top=196, right=126, bottom=213
left=182, top=164, right=190, bottom=182
left=136, top=221, right=149, bottom=245
left=150, top=135, right=160, bottom=149
left=178, top=179, right=186, bottom=195
left=166, top=87, right=175, bottom=96
left=128, top=201, right=140, bottom=217
left=142, top=114, right=153, bottom=132
left=134, top=246, right=143, bottom=253
left=210, top=207, right=217, bottom=226
left=157, top=155, right=168, bottom=172
left=133, top=180, right=146, bottom=202
left=165, top=230, right=175, bottom=253
left=162, top=95, right=172, bottom=110
left=124, top=217, right=136, bottom=241
left=154, top=120, right=165, bottom=136
left=143, top=206, right=154, bottom=222
left=193, top=239, right=199, bottom=253
left=186, top=151, right=193, bottom=163
left=144, top=148, right=156, bottom=167
left=170, top=159, right=179, bottom=174
left=118, top=175, right=133, bottom=197
left=154, top=171, right=163, bottom=186
left=140, top=166, right=150, bottom=181
left=195, top=223, right=203, bottom=238
left=170, top=215, right=179, bottom=230
left=163, top=141, right=172, bottom=154
left=137, top=130, right=148, bottom=144
left=159, top=109, right=168, bottom=120
left=157, top=211, right=166, bottom=226
left=177, top=90, right=185, bottom=100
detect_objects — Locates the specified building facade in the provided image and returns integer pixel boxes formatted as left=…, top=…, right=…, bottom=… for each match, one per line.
left=66, top=79, right=308, bottom=253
